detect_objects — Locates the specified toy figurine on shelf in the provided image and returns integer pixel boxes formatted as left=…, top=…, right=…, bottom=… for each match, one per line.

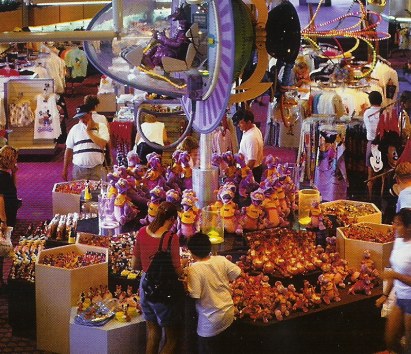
left=166, top=150, right=183, bottom=192
left=83, top=180, right=92, bottom=201
left=241, top=189, right=266, bottom=231
left=179, top=150, right=193, bottom=190
left=318, top=274, right=341, bottom=304
left=308, top=202, right=326, bottom=230
left=114, top=178, right=139, bottom=225
left=142, top=152, right=166, bottom=192
left=261, top=183, right=286, bottom=228
left=262, top=154, right=280, bottom=181
left=222, top=151, right=239, bottom=184
left=234, top=152, right=259, bottom=200
left=140, top=186, right=166, bottom=225
left=276, top=186, right=290, bottom=218
left=211, top=183, right=242, bottom=234
left=177, top=195, right=199, bottom=244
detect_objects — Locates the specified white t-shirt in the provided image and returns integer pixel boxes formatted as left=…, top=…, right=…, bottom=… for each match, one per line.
left=363, top=106, right=381, bottom=141
left=390, top=237, right=411, bottom=299
left=187, top=256, right=241, bottom=337
left=66, top=121, right=109, bottom=168
left=397, top=186, right=411, bottom=212
left=138, top=121, right=165, bottom=146
left=92, top=111, right=108, bottom=126
left=238, top=124, right=264, bottom=167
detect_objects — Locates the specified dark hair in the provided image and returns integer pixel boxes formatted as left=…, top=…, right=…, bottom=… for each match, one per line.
left=232, top=109, right=254, bottom=125
left=148, top=201, right=177, bottom=233
left=84, top=95, right=100, bottom=109
left=187, top=232, right=211, bottom=259
left=368, top=91, right=382, bottom=106
left=394, top=208, right=411, bottom=229
left=400, top=91, right=411, bottom=104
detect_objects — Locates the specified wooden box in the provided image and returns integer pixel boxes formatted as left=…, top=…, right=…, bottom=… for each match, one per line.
left=36, top=244, right=108, bottom=354
left=97, top=92, right=117, bottom=113
left=336, top=222, right=394, bottom=272
left=321, top=200, right=382, bottom=225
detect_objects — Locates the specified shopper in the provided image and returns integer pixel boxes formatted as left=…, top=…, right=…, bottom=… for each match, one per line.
left=232, top=109, right=264, bottom=182
left=131, top=201, right=183, bottom=354
left=186, top=232, right=241, bottom=354
left=0, top=146, right=19, bottom=287
left=135, top=113, right=169, bottom=165
left=176, top=135, right=200, bottom=168
left=84, top=94, right=112, bottom=166
left=363, top=91, right=383, bottom=201
left=395, top=162, right=411, bottom=212
left=62, top=103, right=110, bottom=181
left=376, top=208, right=411, bottom=353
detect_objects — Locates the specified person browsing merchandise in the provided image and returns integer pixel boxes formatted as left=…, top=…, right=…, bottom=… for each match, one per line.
left=232, top=109, right=264, bottom=182
left=186, top=233, right=241, bottom=354
left=62, top=103, right=109, bottom=181
left=376, top=209, right=411, bottom=353
left=131, top=201, right=183, bottom=354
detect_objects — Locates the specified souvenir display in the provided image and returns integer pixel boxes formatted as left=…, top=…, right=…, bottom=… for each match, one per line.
left=39, top=250, right=106, bottom=269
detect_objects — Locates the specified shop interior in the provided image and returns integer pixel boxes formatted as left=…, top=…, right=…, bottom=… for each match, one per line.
left=0, top=0, right=411, bottom=353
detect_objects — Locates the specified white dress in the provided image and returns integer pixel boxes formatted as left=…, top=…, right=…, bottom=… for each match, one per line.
left=34, top=93, right=61, bottom=139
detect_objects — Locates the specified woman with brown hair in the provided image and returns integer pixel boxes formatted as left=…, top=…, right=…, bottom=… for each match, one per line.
left=131, top=201, right=183, bottom=354
left=0, top=145, right=19, bottom=287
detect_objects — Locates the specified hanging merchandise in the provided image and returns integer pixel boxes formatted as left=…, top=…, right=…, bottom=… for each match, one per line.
left=65, top=45, right=88, bottom=80
left=9, top=94, right=34, bottom=127
left=33, top=86, right=61, bottom=140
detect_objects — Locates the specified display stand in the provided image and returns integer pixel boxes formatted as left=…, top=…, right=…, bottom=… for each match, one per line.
left=70, top=308, right=146, bottom=354
left=5, top=78, right=56, bottom=155
left=35, top=245, right=108, bottom=354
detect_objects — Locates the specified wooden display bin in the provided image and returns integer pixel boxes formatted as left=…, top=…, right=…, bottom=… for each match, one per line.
left=52, top=182, right=81, bottom=215
left=336, top=222, right=394, bottom=272
left=36, top=244, right=108, bottom=354
left=321, top=200, right=382, bottom=225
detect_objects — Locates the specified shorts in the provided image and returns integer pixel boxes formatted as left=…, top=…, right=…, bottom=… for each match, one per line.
left=396, top=298, right=411, bottom=314
left=365, top=141, right=372, bottom=167
left=139, top=272, right=182, bottom=327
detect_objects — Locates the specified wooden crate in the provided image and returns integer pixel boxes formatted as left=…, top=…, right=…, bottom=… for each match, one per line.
left=321, top=200, right=382, bottom=225
left=36, top=244, right=108, bottom=354
left=336, top=222, right=394, bottom=272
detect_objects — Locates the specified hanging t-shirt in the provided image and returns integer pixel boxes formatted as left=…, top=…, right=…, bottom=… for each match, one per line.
left=34, top=93, right=61, bottom=139
left=65, top=47, right=88, bottom=79
left=9, top=100, right=34, bottom=127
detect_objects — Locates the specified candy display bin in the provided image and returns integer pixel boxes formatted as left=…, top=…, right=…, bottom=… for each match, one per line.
left=336, top=222, right=394, bottom=272
left=52, top=182, right=82, bottom=215
left=36, top=244, right=108, bottom=354
left=321, top=200, right=382, bottom=225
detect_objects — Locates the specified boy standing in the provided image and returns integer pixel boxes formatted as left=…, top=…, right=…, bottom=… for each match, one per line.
left=186, top=233, right=241, bottom=354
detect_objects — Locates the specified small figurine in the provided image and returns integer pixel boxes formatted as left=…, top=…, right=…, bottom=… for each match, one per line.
left=261, top=184, right=285, bottom=227
left=140, top=185, right=166, bottom=225
left=143, top=152, right=166, bottom=192
left=262, top=154, right=280, bottom=182
left=241, top=189, right=266, bottom=231
left=114, top=178, right=139, bottom=225
left=211, top=184, right=242, bottom=234
left=179, top=150, right=193, bottom=190
left=308, top=202, right=326, bottom=230
left=177, top=195, right=199, bottom=244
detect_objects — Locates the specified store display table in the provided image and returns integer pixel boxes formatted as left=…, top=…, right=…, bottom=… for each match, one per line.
left=69, top=308, right=146, bottom=354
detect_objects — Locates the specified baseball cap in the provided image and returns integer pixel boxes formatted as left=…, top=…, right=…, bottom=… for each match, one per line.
left=73, top=104, right=93, bottom=119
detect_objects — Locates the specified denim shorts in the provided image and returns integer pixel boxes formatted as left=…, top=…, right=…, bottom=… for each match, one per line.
left=139, top=272, right=182, bottom=327
left=396, top=298, right=411, bottom=314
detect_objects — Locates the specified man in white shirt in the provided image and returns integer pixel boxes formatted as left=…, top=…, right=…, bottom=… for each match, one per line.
left=62, top=104, right=110, bottom=181
left=232, top=109, right=264, bottom=182
left=395, top=162, right=411, bottom=212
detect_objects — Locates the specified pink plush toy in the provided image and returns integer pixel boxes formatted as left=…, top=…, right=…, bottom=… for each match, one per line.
left=140, top=185, right=166, bottom=225
left=114, top=178, right=139, bottom=225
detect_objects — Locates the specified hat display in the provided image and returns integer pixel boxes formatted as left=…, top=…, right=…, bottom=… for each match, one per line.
left=73, top=104, right=93, bottom=119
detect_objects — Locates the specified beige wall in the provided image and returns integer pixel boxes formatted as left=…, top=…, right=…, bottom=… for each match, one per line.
left=0, top=5, right=104, bottom=32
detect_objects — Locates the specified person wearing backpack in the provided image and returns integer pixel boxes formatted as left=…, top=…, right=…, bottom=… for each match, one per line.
left=186, top=233, right=242, bottom=354
left=132, top=201, right=183, bottom=354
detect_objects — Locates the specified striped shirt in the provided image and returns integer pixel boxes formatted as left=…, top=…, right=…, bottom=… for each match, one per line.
left=66, top=121, right=109, bottom=168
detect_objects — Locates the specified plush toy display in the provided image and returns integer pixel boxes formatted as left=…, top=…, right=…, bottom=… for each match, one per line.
left=261, top=184, right=285, bottom=227
left=140, top=185, right=166, bottom=225
left=143, top=152, right=166, bottom=191
left=179, top=150, right=193, bottom=190
left=177, top=193, right=199, bottom=243
left=241, top=189, right=266, bottom=231
left=113, top=178, right=139, bottom=225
